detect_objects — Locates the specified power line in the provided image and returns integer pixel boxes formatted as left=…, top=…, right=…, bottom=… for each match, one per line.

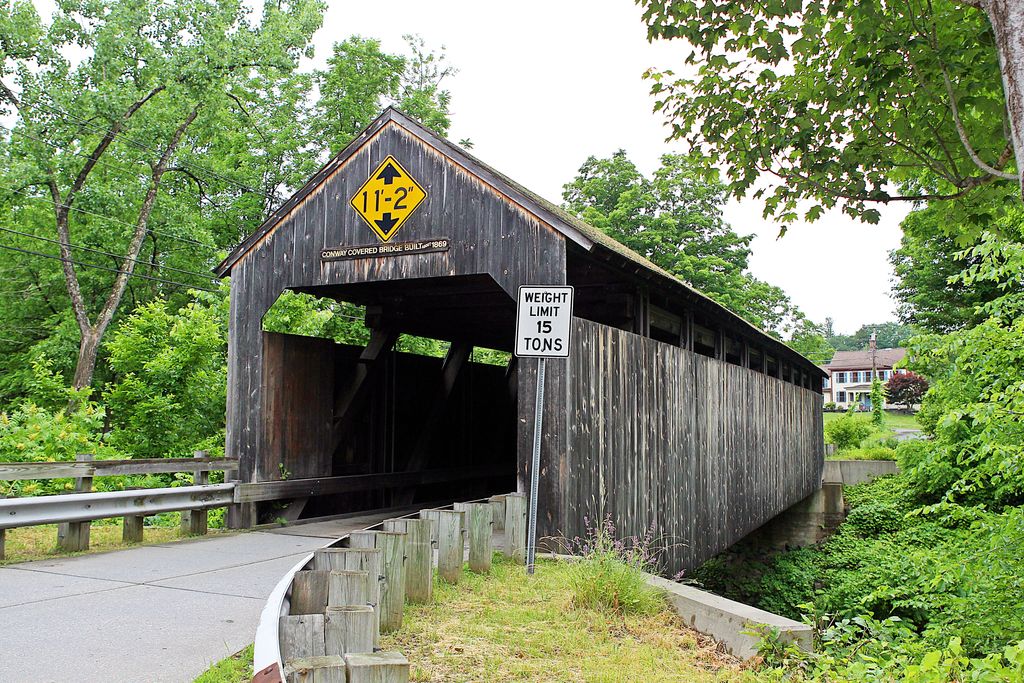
left=0, top=225, right=217, bottom=283
left=0, top=125, right=226, bottom=249
left=0, top=183, right=213, bottom=250
left=0, top=241, right=217, bottom=292
left=21, top=98, right=284, bottom=204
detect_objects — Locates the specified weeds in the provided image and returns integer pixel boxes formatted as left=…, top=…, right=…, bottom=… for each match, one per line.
left=560, top=514, right=667, bottom=615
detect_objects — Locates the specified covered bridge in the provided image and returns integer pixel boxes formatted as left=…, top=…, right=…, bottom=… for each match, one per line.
left=216, top=108, right=825, bottom=573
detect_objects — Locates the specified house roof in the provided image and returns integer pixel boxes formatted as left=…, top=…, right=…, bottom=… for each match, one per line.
left=825, top=348, right=906, bottom=370
left=214, top=107, right=825, bottom=377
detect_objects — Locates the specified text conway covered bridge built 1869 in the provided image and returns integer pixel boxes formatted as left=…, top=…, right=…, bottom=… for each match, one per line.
left=215, top=108, right=825, bottom=575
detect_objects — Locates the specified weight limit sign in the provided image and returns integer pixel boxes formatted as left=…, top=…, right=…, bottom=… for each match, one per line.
left=514, top=285, right=574, bottom=358
left=514, top=284, right=573, bottom=577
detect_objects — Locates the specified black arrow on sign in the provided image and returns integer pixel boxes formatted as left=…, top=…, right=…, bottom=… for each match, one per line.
left=375, top=213, right=399, bottom=234
left=376, top=163, right=402, bottom=185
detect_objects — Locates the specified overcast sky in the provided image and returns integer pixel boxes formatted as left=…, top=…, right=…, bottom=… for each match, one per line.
left=321, top=0, right=909, bottom=334
left=27, top=0, right=910, bottom=333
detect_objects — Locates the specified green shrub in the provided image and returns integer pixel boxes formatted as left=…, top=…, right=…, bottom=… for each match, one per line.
left=844, top=501, right=905, bottom=536
left=824, top=401, right=838, bottom=411
left=564, top=516, right=664, bottom=615
left=824, top=413, right=874, bottom=451
left=842, top=446, right=898, bottom=461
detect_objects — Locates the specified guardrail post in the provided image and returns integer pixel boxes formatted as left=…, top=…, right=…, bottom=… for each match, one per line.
left=180, top=450, right=209, bottom=536
left=57, top=453, right=93, bottom=552
left=467, top=502, right=493, bottom=573
left=122, top=513, right=144, bottom=544
left=0, top=493, right=5, bottom=561
left=504, top=492, right=527, bottom=564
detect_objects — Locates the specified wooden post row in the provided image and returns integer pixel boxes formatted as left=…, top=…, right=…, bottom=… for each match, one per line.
left=504, top=493, right=527, bottom=564
left=489, top=494, right=506, bottom=532
left=384, top=518, right=432, bottom=603
left=466, top=502, right=492, bottom=574
left=435, top=509, right=463, bottom=584
left=57, top=453, right=93, bottom=552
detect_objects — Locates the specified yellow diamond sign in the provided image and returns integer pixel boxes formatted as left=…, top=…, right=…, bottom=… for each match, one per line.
left=350, top=156, right=427, bottom=242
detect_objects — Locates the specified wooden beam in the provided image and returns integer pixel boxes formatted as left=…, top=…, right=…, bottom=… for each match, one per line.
left=331, top=328, right=398, bottom=448
left=233, top=464, right=506, bottom=503
left=0, top=457, right=239, bottom=481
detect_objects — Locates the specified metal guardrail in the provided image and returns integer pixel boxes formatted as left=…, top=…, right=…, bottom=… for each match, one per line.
left=0, top=483, right=235, bottom=530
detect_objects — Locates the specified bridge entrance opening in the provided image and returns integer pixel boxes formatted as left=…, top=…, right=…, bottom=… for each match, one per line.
left=253, top=274, right=518, bottom=523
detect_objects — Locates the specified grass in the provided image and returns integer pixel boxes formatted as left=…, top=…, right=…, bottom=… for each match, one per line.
left=381, top=554, right=750, bottom=682
left=0, top=518, right=227, bottom=565
left=823, top=410, right=919, bottom=430
left=193, top=645, right=254, bottom=683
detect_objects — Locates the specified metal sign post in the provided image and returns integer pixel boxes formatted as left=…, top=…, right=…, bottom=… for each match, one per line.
left=514, top=285, right=573, bottom=575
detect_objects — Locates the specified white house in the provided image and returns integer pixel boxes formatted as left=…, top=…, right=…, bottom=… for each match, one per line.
left=821, top=348, right=908, bottom=409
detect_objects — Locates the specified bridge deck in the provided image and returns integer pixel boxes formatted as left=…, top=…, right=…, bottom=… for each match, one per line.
left=0, top=509, right=416, bottom=683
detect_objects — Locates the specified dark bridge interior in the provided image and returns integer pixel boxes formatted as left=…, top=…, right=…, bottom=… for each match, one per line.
left=260, top=274, right=518, bottom=522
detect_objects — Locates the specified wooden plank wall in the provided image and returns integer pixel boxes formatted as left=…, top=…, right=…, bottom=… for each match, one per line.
left=563, top=318, right=823, bottom=574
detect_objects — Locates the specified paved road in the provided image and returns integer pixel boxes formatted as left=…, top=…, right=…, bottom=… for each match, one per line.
left=0, top=510, right=411, bottom=683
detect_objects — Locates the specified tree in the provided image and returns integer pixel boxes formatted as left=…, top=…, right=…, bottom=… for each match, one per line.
left=0, top=0, right=324, bottom=392
left=563, top=151, right=800, bottom=332
left=871, top=377, right=885, bottom=426
left=891, top=201, right=1006, bottom=333
left=886, top=371, right=929, bottom=412
left=786, top=317, right=835, bottom=366
left=639, top=0, right=1023, bottom=226
left=314, top=34, right=455, bottom=156
left=827, top=322, right=917, bottom=351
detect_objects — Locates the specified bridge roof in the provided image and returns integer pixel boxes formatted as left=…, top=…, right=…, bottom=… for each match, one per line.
left=215, top=107, right=823, bottom=376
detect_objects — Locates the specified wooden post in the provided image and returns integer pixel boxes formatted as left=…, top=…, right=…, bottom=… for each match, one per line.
left=284, top=656, right=346, bottom=683
left=347, top=530, right=377, bottom=549
left=313, top=547, right=383, bottom=646
left=291, top=570, right=331, bottom=615
left=466, top=502, right=492, bottom=573
left=417, top=509, right=439, bottom=544
left=181, top=450, right=209, bottom=536
left=324, top=605, right=375, bottom=657
left=122, top=514, right=144, bottom=544
left=436, top=509, right=463, bottom=584
left=344, top=652, right=410, bottom=683
left=279, top=613, right=326, bottom=661
left=504, top=493, right=527, bottom=564
left=489, top=494, right=506, bottom=532
left=57, top=453, right=93, bottom=552
left=375, top=531, right=406, bottom=633
left=384, top=518, right=432, bottom=603
left=327, top=570, right=369, bottom=608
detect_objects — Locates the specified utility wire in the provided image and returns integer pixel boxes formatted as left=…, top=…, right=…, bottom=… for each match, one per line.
left=0, top=225, right=217, bottom=283
left=0, top=124, right=226, bottom=249
left=0, top=183, right=213, bottom=250
left=21, top=98, right=284, bottom=204
left=0, top=241, right=217, bottom=292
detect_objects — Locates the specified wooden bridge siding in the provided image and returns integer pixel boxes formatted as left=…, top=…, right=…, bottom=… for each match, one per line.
left=227, top=121, right=567, bottom=524
left=566, top=318, right=823, bottom=573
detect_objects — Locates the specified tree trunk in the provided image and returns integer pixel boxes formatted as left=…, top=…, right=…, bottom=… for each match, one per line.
left=982, top=0, right=1024, bottom=198
left=72, top=328, right=101, bottom=390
